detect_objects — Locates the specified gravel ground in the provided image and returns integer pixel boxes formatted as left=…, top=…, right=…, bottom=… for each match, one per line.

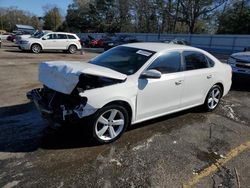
left=0, top=41, right=250, bottom=188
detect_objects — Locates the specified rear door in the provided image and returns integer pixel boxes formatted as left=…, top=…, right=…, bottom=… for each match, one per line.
left=181, top=51, right=215, bottom=107
left=56, top=34, right=68, bottom=49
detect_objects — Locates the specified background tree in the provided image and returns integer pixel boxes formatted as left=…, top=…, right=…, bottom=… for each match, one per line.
left=0, top=7, right=40, bottom=32
left=177, top=0, right=227, bottom=33
left=217, top=0, right=250, bottom=34
left=43, top=5, right=62, bottom=31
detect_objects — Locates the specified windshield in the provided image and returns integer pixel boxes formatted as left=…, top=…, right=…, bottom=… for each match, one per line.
left=32, top=32, right=45, bottom=38
left=90, top=46, right=155, bottom=75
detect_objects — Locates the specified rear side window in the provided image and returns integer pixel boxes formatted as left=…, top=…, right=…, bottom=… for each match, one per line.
left=67, top=35, right=76, bottom=39
left=148, top=52, right=181, bottom=73
left=57, top=34, right=67, bottom=39
left=183, top=51, right=209, bottom=70
left=206, top=56, right=215, bottom=67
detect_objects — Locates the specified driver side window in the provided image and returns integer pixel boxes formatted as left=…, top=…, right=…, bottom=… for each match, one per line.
left=148, top=51, right=181, bottom=74
left=46, top=34, right=57, bottom=40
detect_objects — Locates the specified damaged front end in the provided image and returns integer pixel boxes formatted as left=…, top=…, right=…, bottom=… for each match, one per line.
left=27, top=86, right=93, bottom=126
left=27, top=61, right=127, bottom=126
left=27, top=75, right=124, bottom=126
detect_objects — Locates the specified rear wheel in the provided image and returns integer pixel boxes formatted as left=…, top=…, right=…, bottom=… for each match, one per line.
left=31, top=44, right=42, bottom=53
left=68, top=45, right=77, bottom=54
left=204, top=85, right=222, bottom=111
left=92, top=104, right=129, bottom=144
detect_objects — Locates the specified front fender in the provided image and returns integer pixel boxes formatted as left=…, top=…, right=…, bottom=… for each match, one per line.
left=30, top=42, right=44, bottom=49
left=79, top=82, right=137, bottom=122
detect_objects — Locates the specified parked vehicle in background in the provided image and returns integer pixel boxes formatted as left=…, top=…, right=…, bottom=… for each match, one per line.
left=163, top=38, right=190, bottom=45
left=0, top=33, right=11, bottom=40
left=7, top=33, right=17, bottom=42
left=80, top=35, right=94, bottom=47
left=228, top=48, right=250, bottom=75
left=15, top=30, right=36, bottom=44
left=16, top=30, right=53, bottom=45
left=19, top=32, right=81, bottom=54
left=14, top=24, right=35, bottom=34
left=103, top=35, right=139, bottom=50
left=244, top=46, right=250, bottom=52
left=89, top=37, right=105, bottom=48
left=27, top=43, right=232, bottom=143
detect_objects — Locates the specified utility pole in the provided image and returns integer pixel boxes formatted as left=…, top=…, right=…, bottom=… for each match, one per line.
left=54, top=9, right=57, bottom=31
left=0, top=12, right=3, bottom=30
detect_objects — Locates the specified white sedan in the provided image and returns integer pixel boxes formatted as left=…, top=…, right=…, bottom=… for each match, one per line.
left=27, top=43, right=232, bottom=143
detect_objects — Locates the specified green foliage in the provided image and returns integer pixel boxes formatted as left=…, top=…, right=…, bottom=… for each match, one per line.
left=217, top=1, right=250, bottom=34
left=66, top=0, right=121, bottom=32
left=64, top=0, right=228, bottom=34
left=0, top=7, right=40, bottom=32
left=43, top=6, right=62, bottom=31
left=2, top=0, right=250, bottom=34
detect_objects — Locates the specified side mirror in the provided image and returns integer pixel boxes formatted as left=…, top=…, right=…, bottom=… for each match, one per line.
left=42, top=37, right=46, bottom=40
left=140, top=69, right=162, bottom=79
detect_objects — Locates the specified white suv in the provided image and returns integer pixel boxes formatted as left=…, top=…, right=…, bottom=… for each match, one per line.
left=19, top=32, right=81, bottom=54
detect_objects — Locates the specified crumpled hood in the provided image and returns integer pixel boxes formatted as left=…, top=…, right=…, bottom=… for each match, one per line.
left=39, top=61, right=127, bottom=94
left=231, top=52, right=250, bottom=62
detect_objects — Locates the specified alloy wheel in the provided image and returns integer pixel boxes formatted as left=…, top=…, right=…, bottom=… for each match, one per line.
left=69, top=45, right=77, bottom=54
left=95, top=109, right=125, bottom=141
left=32, top=44, right=41, bottom=53
left=207, top=87, right=221, bottom=110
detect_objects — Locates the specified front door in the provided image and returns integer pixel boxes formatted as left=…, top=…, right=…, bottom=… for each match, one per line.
left=42, top=34, right=58, bottom=49
left=136, top=51, right=184, bottom=121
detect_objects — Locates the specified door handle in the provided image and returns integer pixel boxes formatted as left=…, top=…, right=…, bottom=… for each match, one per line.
left=175, top=80, right=183, bottom=85
left=207, top=75, right=213, bottom=79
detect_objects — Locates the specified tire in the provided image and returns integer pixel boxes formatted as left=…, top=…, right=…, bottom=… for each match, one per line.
left=31, top=44, right=42, bottom=53
left=91, top=104, right=129, bottom=144
left=68, top=45, right=77, bottom=54
left=203, top=85, right=222, bottom=112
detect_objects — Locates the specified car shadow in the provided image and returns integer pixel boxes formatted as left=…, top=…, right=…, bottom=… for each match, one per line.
left=4, top=49, right=71, bottom=54
left=0, top=102, right=100, bottom=153
left=231, top=74, right=250, bottom=92
left=0, top=101, right=205, bottom=153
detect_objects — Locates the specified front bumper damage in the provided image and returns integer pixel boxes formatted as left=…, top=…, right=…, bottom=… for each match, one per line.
left=27, top=87, right=97, bottom=125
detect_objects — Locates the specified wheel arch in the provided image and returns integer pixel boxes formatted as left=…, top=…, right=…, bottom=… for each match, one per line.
left=214, top=82, right=224, bottom=96
left=30, top=42, right=43, bottom=50
left=103, top=100, right=133, bottom=124
left=203, top=82, right=224, bottom=104
left=68, top=43, right=78, bottom=50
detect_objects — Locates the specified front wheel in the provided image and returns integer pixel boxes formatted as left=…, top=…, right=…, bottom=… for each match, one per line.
left=31, top=44, right=42, bottom=53
left=92, top=104, right=129, bottom=144
left=204, top=85, right=222, bottom=111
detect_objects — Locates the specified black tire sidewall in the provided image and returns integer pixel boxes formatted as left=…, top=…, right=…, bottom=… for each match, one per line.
left=92, top=104, right=130, bottom=144
left=31, top=44, right=41, bottom=53
left=204, top=85, right=222, bottom=112
left=68, top=45, right=77, bottom=54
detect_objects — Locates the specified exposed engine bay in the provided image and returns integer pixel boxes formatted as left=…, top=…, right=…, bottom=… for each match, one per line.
left=27, top=74, right=123, bottom=124
left=76, top=74, right=123, bottom=92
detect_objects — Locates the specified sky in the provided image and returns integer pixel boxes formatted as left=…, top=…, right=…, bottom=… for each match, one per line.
left=0, top=0, right=73, bottom=16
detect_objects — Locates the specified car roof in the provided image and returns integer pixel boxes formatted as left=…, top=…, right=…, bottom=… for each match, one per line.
left=46, top=32, right=76, bottom=35
left=122, top=42, right=199, bottom=53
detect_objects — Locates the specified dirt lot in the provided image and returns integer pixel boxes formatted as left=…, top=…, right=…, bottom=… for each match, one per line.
left=0, top=41, right=250, bottom=188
